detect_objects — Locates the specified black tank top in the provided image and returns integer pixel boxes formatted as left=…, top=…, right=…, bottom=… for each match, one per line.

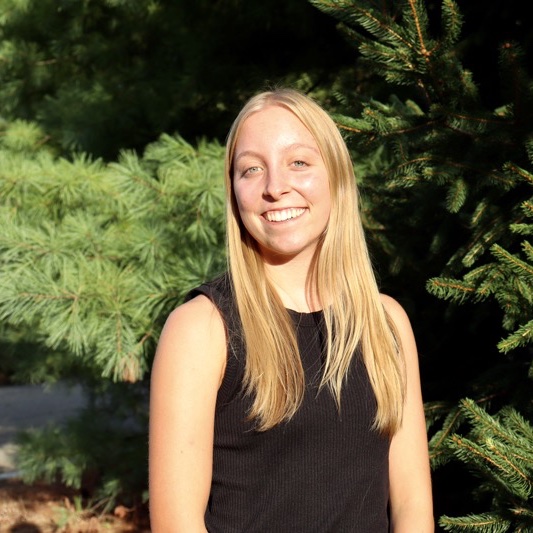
left=186, top=273, right=390, bottom=532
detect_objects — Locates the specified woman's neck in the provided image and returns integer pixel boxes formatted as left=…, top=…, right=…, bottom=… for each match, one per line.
left=264, top=260, right=321, bottom=313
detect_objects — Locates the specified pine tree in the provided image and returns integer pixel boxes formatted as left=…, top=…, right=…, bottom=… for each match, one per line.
left=0, top=118, right=226, bottom=504
left=309, top=0, right=533, bottom=530
left=0, top=0, right=354, bottom=159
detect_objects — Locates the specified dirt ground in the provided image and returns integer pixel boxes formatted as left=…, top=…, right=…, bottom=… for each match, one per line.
left=0, top=478, right=151, bottom=532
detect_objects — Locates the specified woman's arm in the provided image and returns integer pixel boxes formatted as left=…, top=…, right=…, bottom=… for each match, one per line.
left=382, top=295, right=434, bottom=532
left=149, top=295, right=227, bottom=532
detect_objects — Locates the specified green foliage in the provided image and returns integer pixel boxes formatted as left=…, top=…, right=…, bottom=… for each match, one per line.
left=436, top=400, right=533, bottom=532
left=16, top=382, right=149, bottom=512
left=439, top=514, right=512, bottom=533
left=0, top=122, right=225, bottom=507
left=0, top=0, right=354, bottom=159
left=310, top=0, right=533, bottom=529
left=312, top=0, right=532, bottom=282
left=427, top=152, right=533, bottom=360
left=0, top=122, right=226, bottom=383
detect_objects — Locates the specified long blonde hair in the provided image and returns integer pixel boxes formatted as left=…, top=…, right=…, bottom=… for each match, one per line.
left=225, top=88, right=405, bottom=435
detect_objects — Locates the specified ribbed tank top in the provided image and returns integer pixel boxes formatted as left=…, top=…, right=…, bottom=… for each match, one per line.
left=186, top=273, right=390, bottom=532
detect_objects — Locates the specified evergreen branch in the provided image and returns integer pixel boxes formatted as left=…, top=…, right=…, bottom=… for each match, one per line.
left=450, top=433, right=532, bottom=500
left=499, top=407, right=533, bottom=442
left=511, top=506, right=533, bottom=520
left=462, top=402, right=533, bottom=468
left=464, top=264, right=506, bottom=301
left=510, top=224, right=533, bottom=236
left=459, top=399, right=511, bottom=443
left=471, top=200, right=492, bottom=227
left=497, top=321, right=533, bottom=353
left=385, top=155, right=506, bottom=189
left=310, top=0, right=441, bottom=92
left=318, top=1, right=414, bottom=50
left=426, top=277, right=475, bottom=302
left=406, top=0, right=431, bottom=59
left=441, top=0, right=462, bottom=48
left=504, top=163, right=533, bottom=185
left=439, top=512, right=511, bottom=532
left=428, top=405, right=463, bottom=466
left=108, top=151, right=162, bottom=194
left=452, top=399, right=533, bottom=499
left=424, top=400, right=455, bottom=424
left=523, top=240, right=533, bottom=260
left=445, top=111, right=508, bottom=129
left=491, top=244, right=533, bottom=278
left=461, top=222, right=507, bottom=268
left=522, top=201, right=533, bottom=217
left=436, top=400, right=533, bottom=529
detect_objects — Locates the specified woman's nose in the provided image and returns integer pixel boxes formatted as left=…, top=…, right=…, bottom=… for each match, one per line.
left=263, top=169, right=290, bottom=200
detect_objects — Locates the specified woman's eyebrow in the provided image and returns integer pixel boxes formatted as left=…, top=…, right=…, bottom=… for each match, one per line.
left=234, top=150, right=261, bottom=163
left=235, top=143, right=320, bottom=162
left=284, top=143, right=320, bottom=155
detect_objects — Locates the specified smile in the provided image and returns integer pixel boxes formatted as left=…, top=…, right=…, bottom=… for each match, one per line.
left=264, top=208, right=306, bottom=222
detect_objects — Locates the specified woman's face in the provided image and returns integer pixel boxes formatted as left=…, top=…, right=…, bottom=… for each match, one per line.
left=232, top=105, right=331, bottom=265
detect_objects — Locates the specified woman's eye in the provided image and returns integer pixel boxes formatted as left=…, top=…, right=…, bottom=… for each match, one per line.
left=293, top=160, right=307, bottom=168
left=244, top=166, right=261, bottom=176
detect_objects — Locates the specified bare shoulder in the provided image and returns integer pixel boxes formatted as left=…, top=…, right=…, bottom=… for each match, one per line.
left=153, top=294, right=227, bottom=385
left=162, top=294, right=226, bottom=339
left=379, top=293, right=412, bottom=328
left=379, top=293, right=419, bottom=367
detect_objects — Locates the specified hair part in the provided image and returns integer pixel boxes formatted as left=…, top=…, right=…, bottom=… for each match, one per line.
left=224, top=87, right=406, bottom=434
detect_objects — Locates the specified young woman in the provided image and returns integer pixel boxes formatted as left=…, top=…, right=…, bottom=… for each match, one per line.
left=149, top=88, right=434, bottom=532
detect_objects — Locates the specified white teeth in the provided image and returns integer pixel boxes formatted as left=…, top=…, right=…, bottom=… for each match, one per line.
left=265, top=208, right=306, bottom=222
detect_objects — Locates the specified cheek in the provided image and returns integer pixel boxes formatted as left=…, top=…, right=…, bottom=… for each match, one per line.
left=233, top=181, right=260, bottom=214
left=301, top=173, right=331, bottom=204
left=232, top=181, right=245, bottom=209
left=233, top=189, right=250, bottom=219
left=232, top=189, right=257, bottom=238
